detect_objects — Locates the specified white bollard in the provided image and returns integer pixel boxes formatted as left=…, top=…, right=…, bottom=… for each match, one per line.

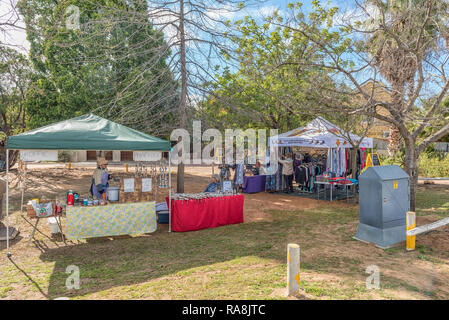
left=287, top=243, right=300, bottom=297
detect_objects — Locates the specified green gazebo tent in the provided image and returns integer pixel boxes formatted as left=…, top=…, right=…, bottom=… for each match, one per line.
left=6, top=113, right=171, bottom=151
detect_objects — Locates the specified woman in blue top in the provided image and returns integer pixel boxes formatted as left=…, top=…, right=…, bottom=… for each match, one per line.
left=204, top=174, right=220, bottom=192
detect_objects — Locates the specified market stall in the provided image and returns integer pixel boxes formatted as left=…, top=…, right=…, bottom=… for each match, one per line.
left=4, top=114, right=172, bottom=255
left=268, top=117, right=373, bottom=200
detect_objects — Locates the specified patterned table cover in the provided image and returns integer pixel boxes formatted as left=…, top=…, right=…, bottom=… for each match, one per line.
left=66, top=201, right=156, bottom=240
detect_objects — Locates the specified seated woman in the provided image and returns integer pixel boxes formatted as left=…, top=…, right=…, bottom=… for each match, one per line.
left=90, top=157, right=111, bottom=199
left=204, top=174, right=220, bottom=192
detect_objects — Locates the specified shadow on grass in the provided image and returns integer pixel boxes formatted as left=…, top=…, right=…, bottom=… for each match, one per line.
left=38, top=221, right=281, bottom=298
left=7, top=256, right=50, bottom=299
left=32, top=205, right=360, bottom=299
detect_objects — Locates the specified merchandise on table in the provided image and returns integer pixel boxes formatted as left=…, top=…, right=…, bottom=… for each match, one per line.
left=315, top=174, right=330, bottom=182
left=67, top=190, right=74, bottom=205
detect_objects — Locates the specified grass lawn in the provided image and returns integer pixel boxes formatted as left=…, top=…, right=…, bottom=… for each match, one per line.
left=1, top=169, right=449, bottom=300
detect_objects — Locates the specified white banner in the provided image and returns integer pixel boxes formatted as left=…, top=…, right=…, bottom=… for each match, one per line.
left=133, top=151, right=162, bottom=162
left=20, top=150, right=58, bottom=162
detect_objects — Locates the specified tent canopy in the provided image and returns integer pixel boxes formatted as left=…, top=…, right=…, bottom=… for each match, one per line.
left=6, top=114, right=171, bottom=151
left=269, top=117, right=373, bottom=149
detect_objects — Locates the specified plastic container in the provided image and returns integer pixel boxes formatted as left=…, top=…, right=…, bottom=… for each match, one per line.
left=67, top=190, right=74, bottom=206
left=107, top=187, right=120, bottom=202
left=48, top=217, right=61, bottom=234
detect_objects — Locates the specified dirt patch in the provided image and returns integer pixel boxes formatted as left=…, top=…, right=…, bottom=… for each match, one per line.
left=415, top=216, right=449, bottom=254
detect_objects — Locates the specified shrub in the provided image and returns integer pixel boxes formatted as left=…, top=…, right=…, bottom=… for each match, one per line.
left=380, top=153, right=449, bottom=178
left=418, top=154, right=449, bottom=178
left=58, top=151, right=72, bottom=162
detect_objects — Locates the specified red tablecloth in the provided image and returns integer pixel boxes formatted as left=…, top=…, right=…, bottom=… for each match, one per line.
left=165, top=195, right=244, bottom=232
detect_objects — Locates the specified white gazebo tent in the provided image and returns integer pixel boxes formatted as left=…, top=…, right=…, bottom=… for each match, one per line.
left=269, top=117, right=373, bottom=172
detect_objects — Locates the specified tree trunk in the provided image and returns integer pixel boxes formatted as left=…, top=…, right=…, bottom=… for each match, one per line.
left=388, top=83, right=404, bottom=156
left=0, top=144, right=19, bottom=171
left=177, top=0, right=187, bottom=194
left=351, top=147, right=358, bottom=179
left=404, top=140, right=418, bottom=211
left=351, top=147, right=358, bottom=200
left=388, top=125, right=402, bottom=156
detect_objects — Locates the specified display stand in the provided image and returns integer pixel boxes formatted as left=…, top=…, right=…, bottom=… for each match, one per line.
left=27, top=200, right=65, bottom=245
left=28, top=215, right=65, bottom=245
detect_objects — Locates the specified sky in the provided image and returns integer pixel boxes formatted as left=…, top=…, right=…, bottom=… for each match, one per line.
left=0, top=0, right=356, bottom=54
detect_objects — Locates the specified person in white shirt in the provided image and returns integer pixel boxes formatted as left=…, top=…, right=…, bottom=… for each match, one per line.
left=278, top=153, right=294, bottom=193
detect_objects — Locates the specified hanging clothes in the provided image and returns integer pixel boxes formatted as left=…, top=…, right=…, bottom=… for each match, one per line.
left=233, top=163, right=244, bottom=187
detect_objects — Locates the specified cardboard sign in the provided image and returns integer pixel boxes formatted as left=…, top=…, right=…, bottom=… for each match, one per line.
left=222, top=180, right=232, bottom=193
left=142, top=178, right=152, bottom=193
left=123, top=178, right=135, bottom=192
left=371, top=153, right=381, bottom=166
left=20, top=150, right=58, bottom=162
left=366, top=153, right=382, bottom=167
left=133, top=151, right=162, bottom=162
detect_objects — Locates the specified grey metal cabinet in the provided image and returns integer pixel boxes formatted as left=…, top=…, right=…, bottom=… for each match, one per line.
left=355, top=165, right=410, bottom=249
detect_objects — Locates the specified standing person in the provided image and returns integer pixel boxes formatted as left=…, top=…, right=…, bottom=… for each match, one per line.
left=90, top=157, right=111, bottom=199
left=279, top=153, right=294, bottom=193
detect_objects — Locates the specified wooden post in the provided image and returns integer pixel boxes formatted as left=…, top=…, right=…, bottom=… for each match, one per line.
left=287, top=243, right=300, bottom=297
left=406, top=211, right=416, bottom=251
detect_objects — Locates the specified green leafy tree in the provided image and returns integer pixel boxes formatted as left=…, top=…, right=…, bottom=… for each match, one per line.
left=265, top=0, right=449, bottom=210
left=200, top=13, right=327, bottom=132
left=18, top=0, right=178, bottom=136
left=0, top=46, right=31, bottom=168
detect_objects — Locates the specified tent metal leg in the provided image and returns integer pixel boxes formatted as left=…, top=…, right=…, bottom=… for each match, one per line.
left=168, top=150, right=171, bottom=233
left=55, top=216, right=65, bottom=244
left=6, top=149, right=10, bottom=257
left=28, top=218, right=39, bottom=245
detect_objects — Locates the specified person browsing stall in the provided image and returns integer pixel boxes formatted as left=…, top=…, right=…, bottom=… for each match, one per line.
left=91, top=157, right=111, bottom=199
left=279, top=153, right=294, bottom=193
left=204, top=174, right=220, bottom=193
